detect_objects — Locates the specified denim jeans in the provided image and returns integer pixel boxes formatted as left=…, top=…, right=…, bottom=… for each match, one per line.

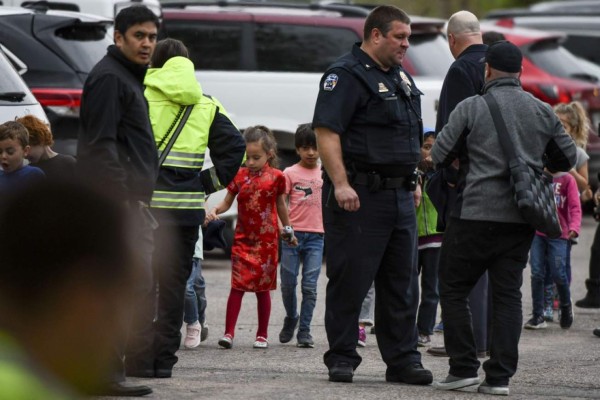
left=280, top=231, right=324, bottom=333
left=183, top=257, right=207, bottom=326
left=417, top=247, right=440, bottom=335
left=530, top=235, right=571, bottom=318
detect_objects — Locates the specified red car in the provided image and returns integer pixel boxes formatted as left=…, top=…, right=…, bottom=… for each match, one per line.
left=481, top=23, right=600, bottom=185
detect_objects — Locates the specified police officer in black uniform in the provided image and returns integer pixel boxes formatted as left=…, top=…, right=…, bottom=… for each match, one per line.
left=312, top=5, right=432, bottom=385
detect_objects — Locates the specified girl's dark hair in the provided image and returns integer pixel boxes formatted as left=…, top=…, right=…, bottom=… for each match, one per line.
left=294, top=123, right=316, bottom=149
left=151, top=38, right=189, bottom=68
left=243, top=125, right=279, bottom=168
left=114, top=5, right=160, bottom=36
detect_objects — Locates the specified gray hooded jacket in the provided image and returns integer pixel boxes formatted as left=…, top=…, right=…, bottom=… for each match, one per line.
left=431, top=77, right=577, bottom=224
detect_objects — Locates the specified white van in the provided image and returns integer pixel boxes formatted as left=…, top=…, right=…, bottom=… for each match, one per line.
left=0, top=0, right=162, bottom=19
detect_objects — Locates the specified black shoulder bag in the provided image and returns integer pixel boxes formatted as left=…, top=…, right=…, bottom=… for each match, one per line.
left=156, top=104, right=194, bottom=167
left=483, top=93, right=562, bottom=238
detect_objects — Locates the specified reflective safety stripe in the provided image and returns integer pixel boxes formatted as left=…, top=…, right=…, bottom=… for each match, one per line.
left=158, top=151, right=205, bottom=168
left=158, top=150, right=204, bottom=160
left=207, top=166, right=225, bottom=192
left=150, top=191, right=205, bottom=209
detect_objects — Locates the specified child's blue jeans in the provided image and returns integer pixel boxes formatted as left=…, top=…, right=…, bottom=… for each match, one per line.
left=280, top=232, right=324, bottom=333
left=530, top=235, right=571, bottom=318
left=183, top=257, right=207, bottom=325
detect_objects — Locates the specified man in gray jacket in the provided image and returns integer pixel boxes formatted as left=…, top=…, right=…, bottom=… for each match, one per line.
left=431, top=41, right=576, bottom=395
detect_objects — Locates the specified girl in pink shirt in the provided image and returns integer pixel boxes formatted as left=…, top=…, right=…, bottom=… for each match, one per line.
left=525, top=172, right=581, bottom=330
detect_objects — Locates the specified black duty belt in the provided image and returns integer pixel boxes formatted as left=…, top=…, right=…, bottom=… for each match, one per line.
left=353, top=171, right=407, bottom=192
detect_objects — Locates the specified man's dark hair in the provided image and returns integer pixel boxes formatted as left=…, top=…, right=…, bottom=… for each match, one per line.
left=0, top=181, right=133, bottom=312
left=114, top=5, right=160, bottom=35
left=364, top=5, right=410, bottom=40
left=482, top=31, right=506, bottom=46
left=295, top=123, right=316, bottom=149
left=151, top=38, right=189, bottom=68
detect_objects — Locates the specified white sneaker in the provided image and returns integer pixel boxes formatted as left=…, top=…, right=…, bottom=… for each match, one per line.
left=253, top=336, right=268, bottom=349
left=184, top=321, right=201, bottom=349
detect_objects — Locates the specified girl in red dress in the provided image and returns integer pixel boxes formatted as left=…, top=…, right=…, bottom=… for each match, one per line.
left=207, top=125, right=297, bottom=349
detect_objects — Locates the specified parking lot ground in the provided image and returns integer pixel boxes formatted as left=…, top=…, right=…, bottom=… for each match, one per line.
left=103, top=216, right=600, bottom=400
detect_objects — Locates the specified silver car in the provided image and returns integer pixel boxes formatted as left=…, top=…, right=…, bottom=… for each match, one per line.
left=0, top=48, right=47, bottom=127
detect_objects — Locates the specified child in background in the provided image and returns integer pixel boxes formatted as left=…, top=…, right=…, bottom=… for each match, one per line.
left=416, top=130, right=443, bottom=346
left=357, top=283, right=375, bottom=347
left=525, top=170, right=581, bottom=330
left=279, top=124, right=324, bottom=348
left=16, top=115, right=76, bottom=179
left=183, top=226, right=208, bottom=349
left=549, top=102, right=591, bottom=317
left=0, top=121, right=44, bottom=190
left=207, top=125, right=297, bottom=349
left=554, top=102, right=592, bottom=198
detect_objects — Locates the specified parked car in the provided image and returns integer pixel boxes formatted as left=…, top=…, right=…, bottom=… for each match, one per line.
left=484, top=1, right=600, bottom=67
left=0, top=7, right=113, bottom=155
left=1, top=0, right=162, bottom=19
left=480, top=23, right=600, bottom=186
left=160, top=1, right=454, bottom=254
left=0, top=46, right=47, bottom=127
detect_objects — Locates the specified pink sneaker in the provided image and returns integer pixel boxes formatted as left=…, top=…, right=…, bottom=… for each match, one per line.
left=358, top=326, right=367, bottom=347
left=184, top=321, right=201, bottom=349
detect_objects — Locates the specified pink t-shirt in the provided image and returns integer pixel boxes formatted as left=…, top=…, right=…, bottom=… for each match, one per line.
left=283, top=163, right=323, bottom=233
left=537, top=172, right=582, bottom=240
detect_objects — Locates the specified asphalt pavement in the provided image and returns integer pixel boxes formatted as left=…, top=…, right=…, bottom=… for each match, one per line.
left=103, top=216, right=600, bottom=400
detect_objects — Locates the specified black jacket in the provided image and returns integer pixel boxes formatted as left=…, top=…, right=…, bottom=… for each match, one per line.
left=78, top=45, right=158, bottom=202
left=435, top=44, right=488, bottom=133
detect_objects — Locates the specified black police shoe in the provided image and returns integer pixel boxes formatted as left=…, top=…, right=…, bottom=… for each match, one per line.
left=386, top=363, right=433, bottom=385
left=328, top=362, right=354, bottom=383
left=95, top=382, right=153, bottom=397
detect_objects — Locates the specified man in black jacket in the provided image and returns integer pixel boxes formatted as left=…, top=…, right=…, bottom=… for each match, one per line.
left=427, top=10, right=490, bottom=360
left=77, top=5, right=159, bottom=397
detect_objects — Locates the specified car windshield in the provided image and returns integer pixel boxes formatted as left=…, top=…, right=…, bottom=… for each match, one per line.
left=0, top=51, right=37, bottom=105
left=407, top=33, right=453, bottom=78
left=53, top=24, right=112, bottom=72
left=527, top=39, right=598, bottom=83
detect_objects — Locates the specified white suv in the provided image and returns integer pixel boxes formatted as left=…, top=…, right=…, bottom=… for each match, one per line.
left=161, top=2, right=452, bottom=253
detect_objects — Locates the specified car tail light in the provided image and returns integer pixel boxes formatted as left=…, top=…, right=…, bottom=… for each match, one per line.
left=30, top=88, right=82, bottom=117
left=495, top=18, right=515, bottom=29
left=525, top=83, right=572, bottom=105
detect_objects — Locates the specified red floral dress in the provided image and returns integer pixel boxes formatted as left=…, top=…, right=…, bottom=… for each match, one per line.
left=227, top=164, right=286, bottom=292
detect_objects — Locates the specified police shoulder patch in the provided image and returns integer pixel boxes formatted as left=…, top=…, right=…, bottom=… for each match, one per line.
left=323, top=73, right=338, bottom=91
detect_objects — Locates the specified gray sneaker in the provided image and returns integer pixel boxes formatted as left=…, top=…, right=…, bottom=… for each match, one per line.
left=296, top=331, right=314, bottom=348
left=433, top=374, right=480, bottom=391
left=478, top=380, right=509, bottom=396
left=279, top=316, right=299, bottom=343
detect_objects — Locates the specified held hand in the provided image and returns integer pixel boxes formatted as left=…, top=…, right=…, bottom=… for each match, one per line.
left=581, top=186, right=594, bottom=203
left=335, top=184, right=360, bottom=211
left=205, top=208, right=220, bottom=223
left=281, top=226, right=298, bottom=247
left=568, top=230, right=578, bottom=239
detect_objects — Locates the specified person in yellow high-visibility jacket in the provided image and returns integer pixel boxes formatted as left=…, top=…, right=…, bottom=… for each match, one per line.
left=123, top=38, right=245, bottom=379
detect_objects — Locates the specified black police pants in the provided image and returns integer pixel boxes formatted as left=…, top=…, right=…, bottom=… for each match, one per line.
left=439, top=217, right=534, bottom=386
left=322, top=181, right=421, bottom=371
left=152, top=224, right=199, bottom=371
